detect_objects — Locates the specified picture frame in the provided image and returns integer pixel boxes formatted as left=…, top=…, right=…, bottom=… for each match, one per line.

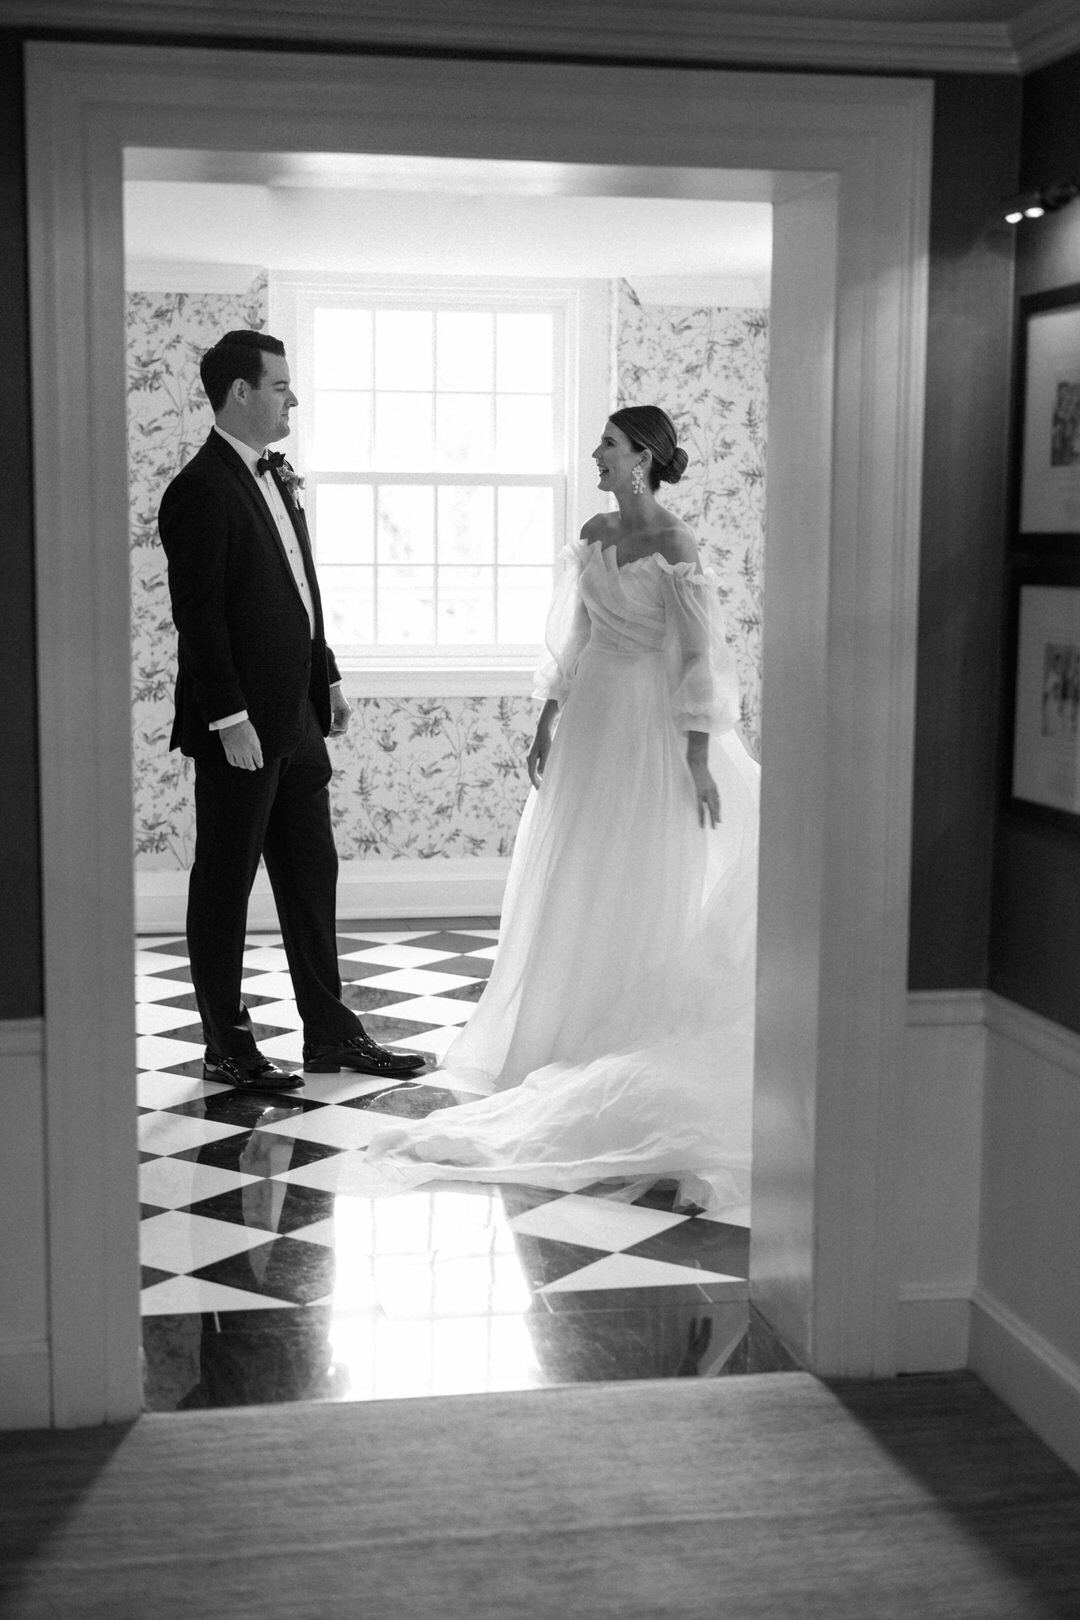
left=1017, top=283, right=1080, bottom=538
left=1009, top=576, right=1080, bottom=820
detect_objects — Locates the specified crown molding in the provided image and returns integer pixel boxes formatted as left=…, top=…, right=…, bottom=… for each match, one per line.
left=0, top=0, right=1034, bottom=75
left=1009, top=0, right=1080, bottom=73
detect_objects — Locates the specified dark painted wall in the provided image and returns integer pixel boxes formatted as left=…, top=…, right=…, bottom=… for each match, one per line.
left=989, top=48, right=1080, bottom=1030
left=0, top=34, right=42, bottom=1019
left=908, top=73, right=1020, bottom=990
left=0, top=24, right=1027, bottom=1017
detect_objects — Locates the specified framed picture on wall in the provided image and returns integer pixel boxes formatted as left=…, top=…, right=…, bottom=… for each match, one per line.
left=1017, top=284, right=1080, bottom=537
left=1011, top=580, right=1080, bottom=817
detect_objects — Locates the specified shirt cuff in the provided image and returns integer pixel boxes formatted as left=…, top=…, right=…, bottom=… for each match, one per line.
left=209, top=710, right=248, bottom=732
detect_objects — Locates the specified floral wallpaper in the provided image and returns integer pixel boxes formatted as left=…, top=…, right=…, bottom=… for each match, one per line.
left=326, top=696, right=534, bottom=860
left=130, top=275, right=767, bottom=871
left=129, top=278, right=269, bottom=868
left=617, top=281, right=768, bottom=754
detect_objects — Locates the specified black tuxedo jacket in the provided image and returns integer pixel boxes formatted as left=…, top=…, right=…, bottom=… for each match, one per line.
left=158, top=431, right=341, bottom=761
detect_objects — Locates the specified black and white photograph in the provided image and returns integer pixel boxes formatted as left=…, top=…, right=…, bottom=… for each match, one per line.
left=7, top=7, right=1080, bottom=1619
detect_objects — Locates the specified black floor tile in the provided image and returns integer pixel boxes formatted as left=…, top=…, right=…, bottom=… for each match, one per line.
left=539, top=1281, right=720, bottom=1313
left=189, top=1236, right=336, bottom=1305
left=623, top=1218, right=750, bottom=1277
left=164, top=1092, right=322, bottom=1127
left=430, top=980, right=486, bottom=1003
left=341, top=982, right=420, bottom=1013
left=349, top=1081, right=474, bottom=1118
left=511, top=1234, right=611, bottom=1290
left=171, top=1130, right=344, bottom=1175
left=358, top=1012, right=442, bottom=1043
left=181, top=1181, right=337, bottom=1235
left=406, top=932, right=499, bottom=954
left=525, top=1297, right=749, bottom=1382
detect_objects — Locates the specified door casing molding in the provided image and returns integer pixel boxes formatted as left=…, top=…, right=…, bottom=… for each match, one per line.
left=26, top=41, right=931, bottom=1422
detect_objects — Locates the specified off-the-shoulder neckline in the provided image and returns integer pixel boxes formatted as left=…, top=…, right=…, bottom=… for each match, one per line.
left=588, top=541, right=704, bottom=579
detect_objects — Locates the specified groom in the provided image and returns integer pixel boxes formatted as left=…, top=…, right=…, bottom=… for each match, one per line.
left=158, top=329, right=424, bottom=1091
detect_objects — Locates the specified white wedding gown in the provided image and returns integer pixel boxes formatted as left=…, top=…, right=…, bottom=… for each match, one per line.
left=358, top=538, right=760, bottom=1219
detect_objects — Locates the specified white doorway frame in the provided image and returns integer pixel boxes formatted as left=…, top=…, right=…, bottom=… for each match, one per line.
left=26, top=41, right=931, bottom=1424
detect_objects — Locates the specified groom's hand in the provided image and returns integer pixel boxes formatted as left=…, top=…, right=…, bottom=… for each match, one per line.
left=329, top=687, right=353, bottom=736
left=220, top=719, right=263, bottom=771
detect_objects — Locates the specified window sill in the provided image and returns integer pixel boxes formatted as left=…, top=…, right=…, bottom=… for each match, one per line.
left=336, top=662, right=538, bottom=698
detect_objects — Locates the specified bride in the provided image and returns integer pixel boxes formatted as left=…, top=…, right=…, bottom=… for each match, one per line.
left=359, top=407, right=760, bottom=1219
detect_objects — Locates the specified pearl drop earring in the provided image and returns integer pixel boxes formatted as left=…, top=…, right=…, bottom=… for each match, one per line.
left=631, top=463, right=647, bottom=497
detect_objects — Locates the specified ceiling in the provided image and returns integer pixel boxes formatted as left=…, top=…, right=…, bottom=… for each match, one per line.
left=6, top=0, right=1080, bottom=73
left=124, top=153, right=775, bottom=303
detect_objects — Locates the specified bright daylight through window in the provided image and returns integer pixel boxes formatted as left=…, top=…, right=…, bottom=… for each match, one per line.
left=302, top=299, right=566, bottom=662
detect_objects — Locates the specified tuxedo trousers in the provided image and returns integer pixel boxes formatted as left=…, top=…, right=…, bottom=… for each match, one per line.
left=186, top=703, right=361, bottom=1060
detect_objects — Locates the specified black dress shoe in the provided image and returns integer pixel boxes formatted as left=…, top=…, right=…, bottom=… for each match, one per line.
left=303, top=1031, right=426, bottom=1076
left=203, top=1053, right=304, bottom=1090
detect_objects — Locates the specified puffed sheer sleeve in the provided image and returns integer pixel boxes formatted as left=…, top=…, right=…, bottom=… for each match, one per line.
left=657, top=556, right=741, bottom=736
left=532, top=537, right=592, bottom=704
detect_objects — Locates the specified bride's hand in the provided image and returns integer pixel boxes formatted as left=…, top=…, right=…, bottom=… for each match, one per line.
left=689, top=758, right=721, bottom=828
left=527, top=726, right=551, bottom=789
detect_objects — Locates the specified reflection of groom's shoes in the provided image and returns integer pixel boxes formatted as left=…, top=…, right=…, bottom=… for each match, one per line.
left=303, top=1031, right=426, bottom=1077
left=203, top=1053, right=304, bottom=1091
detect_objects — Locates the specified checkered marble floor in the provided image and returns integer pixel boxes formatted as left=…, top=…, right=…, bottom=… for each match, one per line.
left=138, top=921, right=794, bottom=1409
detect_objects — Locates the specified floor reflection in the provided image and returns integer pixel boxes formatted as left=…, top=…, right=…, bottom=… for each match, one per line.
left=138, top=925, right=798, bottom=1410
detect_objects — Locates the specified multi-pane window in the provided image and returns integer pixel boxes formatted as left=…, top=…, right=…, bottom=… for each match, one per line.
left=299, top=298, right=567, bottom=661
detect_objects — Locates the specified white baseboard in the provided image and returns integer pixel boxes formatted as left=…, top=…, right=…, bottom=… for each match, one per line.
left=0, top=1021, right=52, bottom=1427
left=136, top=855, right=509, bottom=933
left=0, top=1339, right=52, bottom=1429
left=970, top=1287, right=1080, bottom=1478
left=895, top=1285, right=972, bottom=1373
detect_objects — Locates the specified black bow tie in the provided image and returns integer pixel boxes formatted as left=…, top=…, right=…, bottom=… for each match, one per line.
left=256, top=450, right=286, bottom=477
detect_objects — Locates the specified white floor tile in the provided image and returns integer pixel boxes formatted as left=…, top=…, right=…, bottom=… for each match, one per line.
left=371, top=996, right=474, bottom=1027
left=462, top=945, right=498, bottom=961
left=539, top=1253, right=747, bottom=1293
left=139, top=1158, right=260, bottom=1212
left=242, top=946, right=291, bottom=971
left=134, top=949, right=191, bottom=974
left=357, top=966, right=483, bottom=996
left=140, top=1276, right=294, bottom=1315
left=234, top=971, right=299, bottom=1000
left=391, top=1027, right=462, bottom=1062
left=135, top=1001, right=203, bottom=1037
left=137, top=1111, right=245, bottom=1156
left=135, top=975, right=195, bottom=1005
left=244, top=998, right=306, bottom=1031
left=276, top=1145, right=399, bottom=1192
left=339, top=944, right=458, bottom=968
left=252, top=1031, right=304, bottom=1064
left=140, top=1209, right=272, bottom=1272
left=336, top=930, right=432, bottom=945
left=257, top=1105, right=384, bottom=1151
left=136, top=1033, right=204, bottom=1071
left=136, top=1072, right=231, bottom=1109
left=508, top=1193, right=685, bottom=1252
left=292, top=1073, right=412, bottom=1105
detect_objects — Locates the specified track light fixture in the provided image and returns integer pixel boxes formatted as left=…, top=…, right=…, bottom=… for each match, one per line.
left=1003, top=182, right=1080, bottom=225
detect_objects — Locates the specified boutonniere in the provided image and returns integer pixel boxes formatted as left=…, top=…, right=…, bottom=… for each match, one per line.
left=259, top=449, right=305, bottom=510
left=277, top=457, right=305, bottom=511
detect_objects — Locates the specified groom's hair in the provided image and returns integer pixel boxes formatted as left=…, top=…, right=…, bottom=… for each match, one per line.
left=200, top=330, right=286, bottom=412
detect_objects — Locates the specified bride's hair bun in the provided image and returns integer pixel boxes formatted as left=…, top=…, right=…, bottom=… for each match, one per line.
left=607, top=404, right=688, bottom=492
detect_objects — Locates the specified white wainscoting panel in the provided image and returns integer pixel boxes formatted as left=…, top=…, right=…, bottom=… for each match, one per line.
left=0, top=1020, right=51, bottom=1428
left=970, top=995, right=1080, bottom=1476
left=136, top=857, right=509, bottom=933
left=896, top=992, right=986, bottom=1372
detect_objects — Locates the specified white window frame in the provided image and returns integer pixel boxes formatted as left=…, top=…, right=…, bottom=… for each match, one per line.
left=272, top=272, right=611, bottom=694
